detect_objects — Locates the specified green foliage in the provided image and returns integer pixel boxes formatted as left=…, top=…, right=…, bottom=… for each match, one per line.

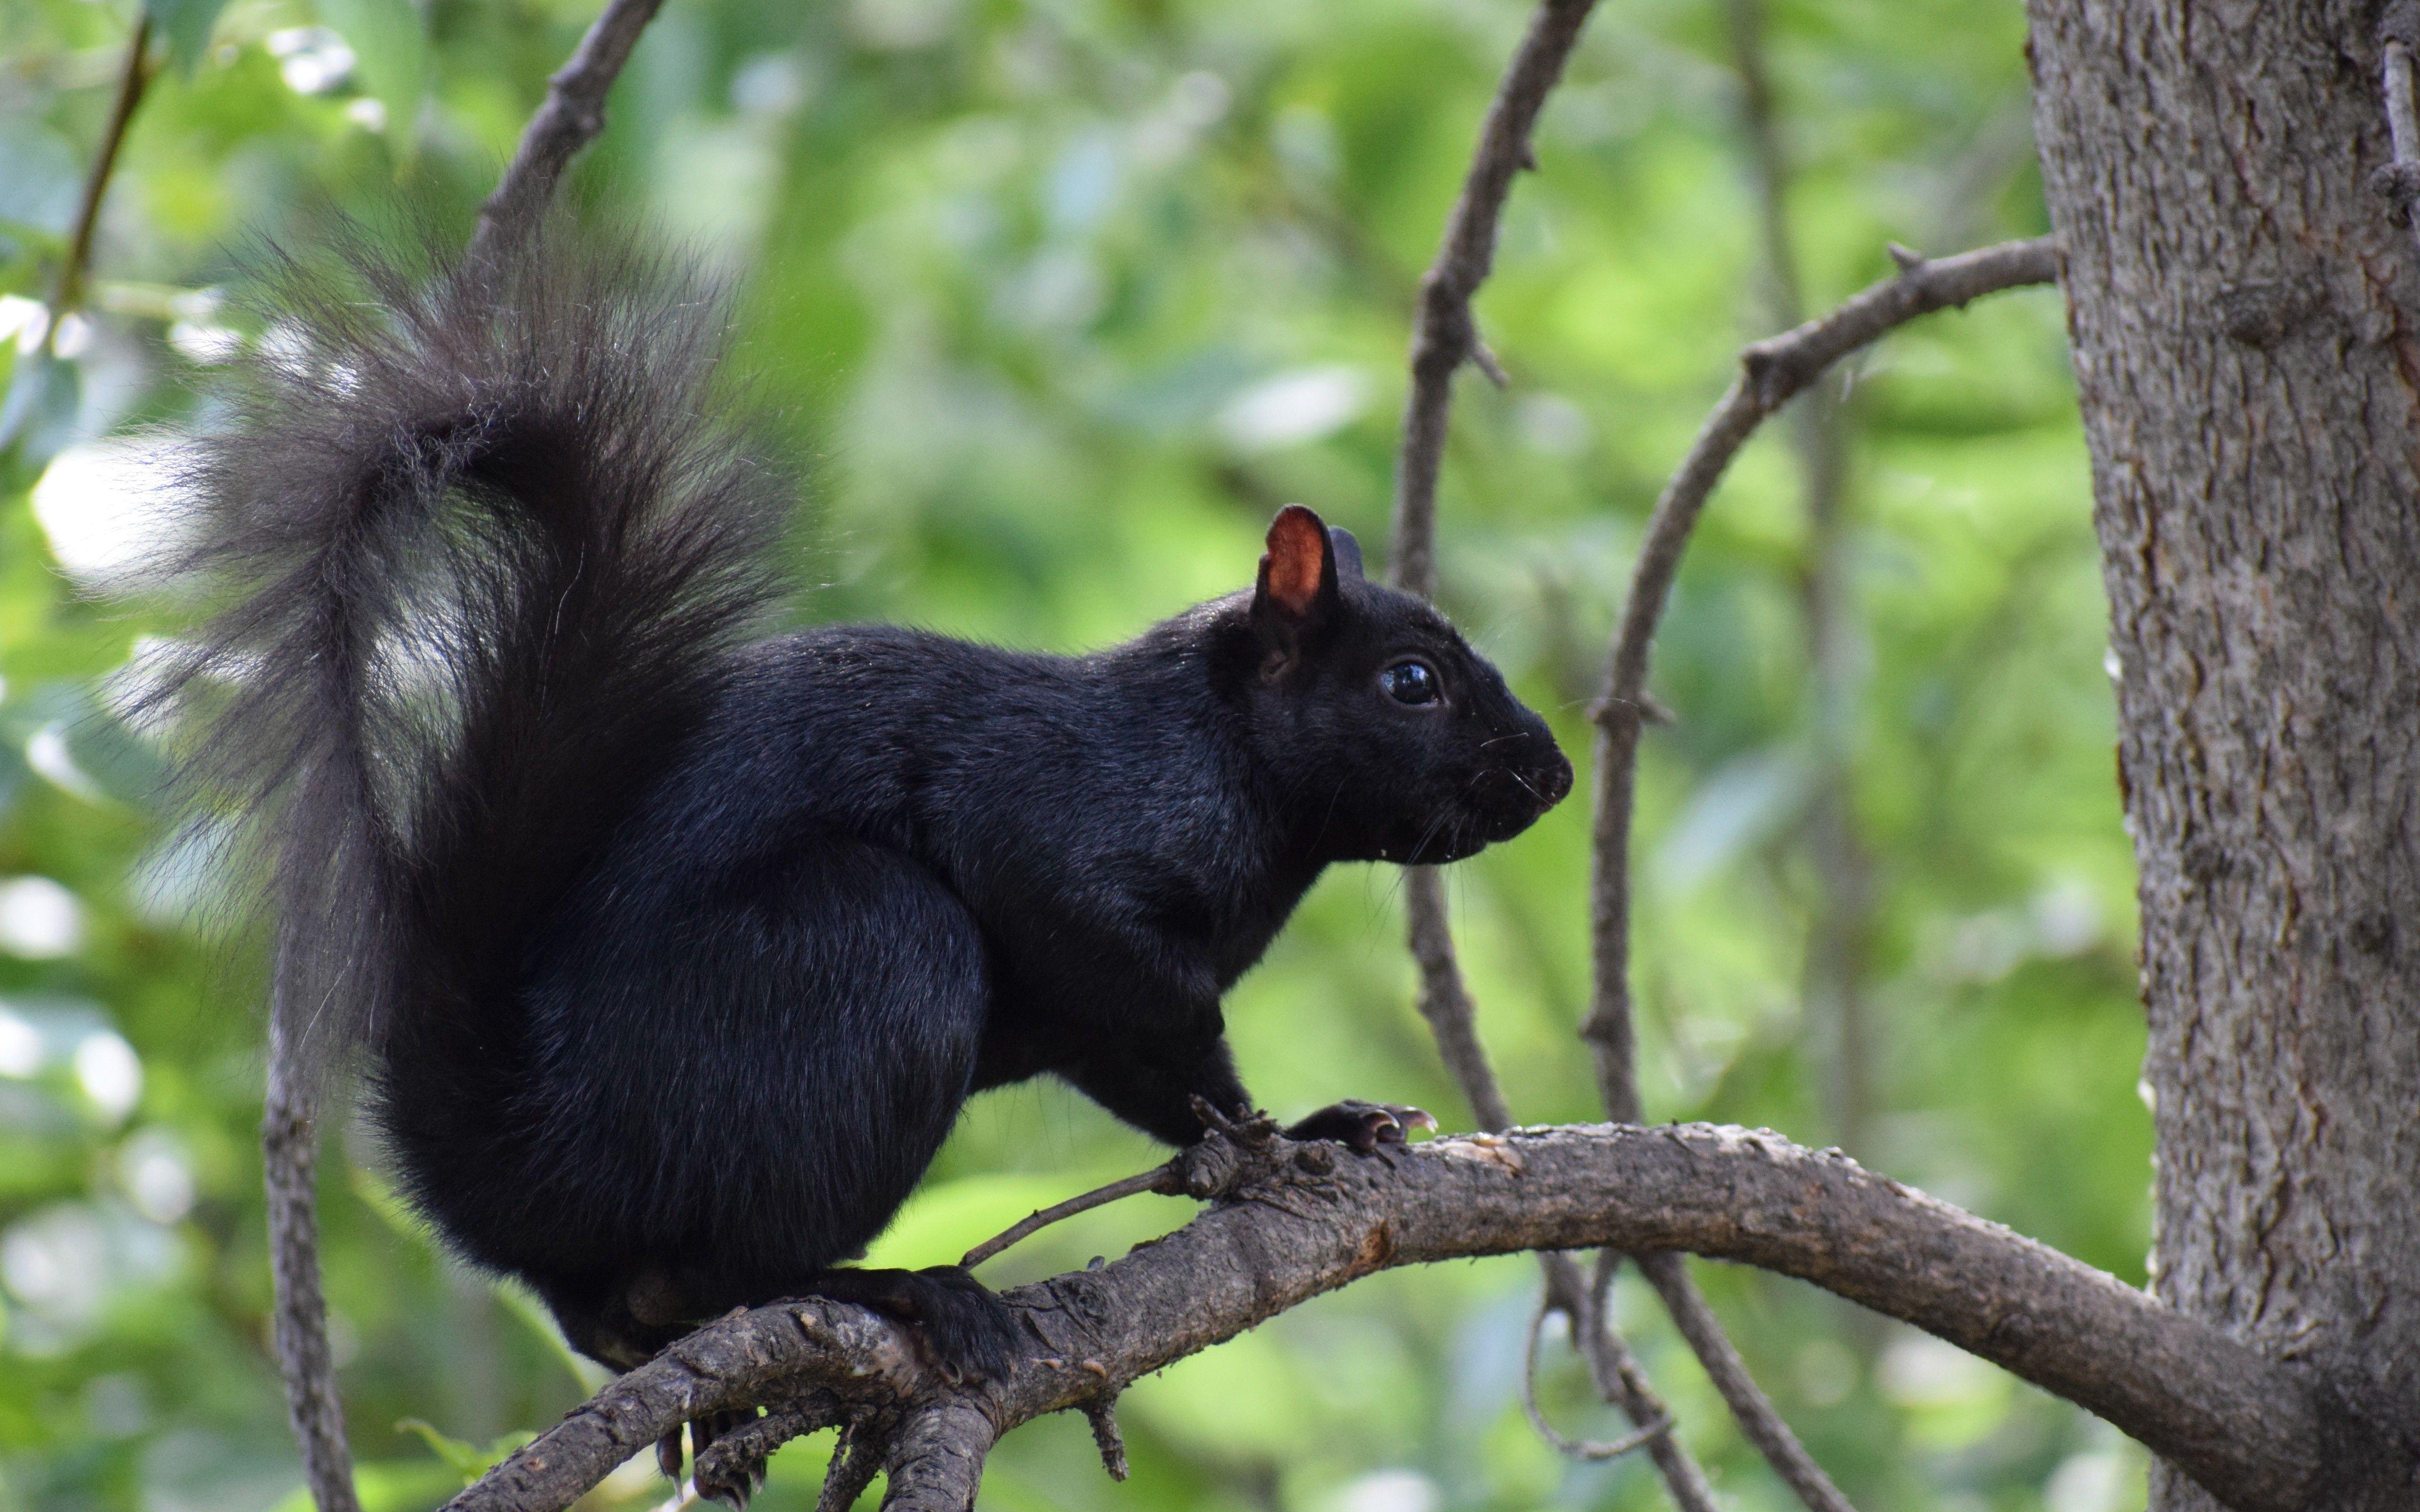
left=0, top=0, right=2146, bottom=1509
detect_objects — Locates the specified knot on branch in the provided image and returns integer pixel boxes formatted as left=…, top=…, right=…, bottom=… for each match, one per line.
left=1738, top=341, right=1813, bottom=412
left=2383, top=1, right=2420, bottom=51
left=1178, top=1100, right=1290, bottom=1199
left=2373, top=161, right=2420, bottom=210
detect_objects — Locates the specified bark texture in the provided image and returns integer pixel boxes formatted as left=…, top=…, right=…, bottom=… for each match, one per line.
left=2026, top=4, right=2420, bottom=1507
left=443, top=1123, right=2326, bottom=1512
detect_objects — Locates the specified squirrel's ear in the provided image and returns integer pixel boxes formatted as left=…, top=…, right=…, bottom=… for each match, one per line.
left=1252, top=504, right=1340, bottom=675
left=1328, top=526, right=1365, bottom=580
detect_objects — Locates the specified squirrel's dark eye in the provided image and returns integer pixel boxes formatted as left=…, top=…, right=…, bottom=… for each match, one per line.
left=1380, top=659, right=1441, bottom=706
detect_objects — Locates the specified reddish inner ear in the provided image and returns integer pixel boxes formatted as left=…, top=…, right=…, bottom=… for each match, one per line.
left=1262, top=507, right=1328, bottom=617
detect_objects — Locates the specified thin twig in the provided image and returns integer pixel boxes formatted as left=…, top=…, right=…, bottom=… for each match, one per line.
left=1379, top=5, right=1722, bottom=1506
left=466, top=0, right=668, bottom=264
left=1388, top=0, right=1597, bottom=600
left=1543, top=1250, right=1718, bottom=1511
left=1081, top=1395, right=1130, bottom=1481
left=1522, top=1290, right=1670, bottom=1461
left=816, top=1418, right=885, bottom=1512
left=39, top=14, right=152, bottom=356
left=2376, top=6, right=2420, bottom=266
left=258, top=4, right=673, bottom=1506
left=959, top=1164, right=1180, bottom=1270
left=1401, top=866, right=1514, bottom=1130
left=263, top=998, right=363, bottom=1512
left=1581, top=235, right=2060, bottom=1121
left=1627, top=9, right=1873, bottom=1510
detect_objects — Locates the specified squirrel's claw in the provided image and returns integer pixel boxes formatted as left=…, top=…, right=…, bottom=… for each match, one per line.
left=1286, top=1099, right=1436, bottom=1154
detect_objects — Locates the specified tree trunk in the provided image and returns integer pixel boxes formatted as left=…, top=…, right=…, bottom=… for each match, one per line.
left=2025, top=4, right=2420, bottom=1507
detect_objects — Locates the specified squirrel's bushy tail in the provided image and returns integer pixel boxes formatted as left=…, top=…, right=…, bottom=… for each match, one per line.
left=173, top=220, right=789, bottom=1087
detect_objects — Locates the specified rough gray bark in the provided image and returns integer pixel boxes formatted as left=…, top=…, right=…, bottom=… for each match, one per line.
left=2025, top=5, right=2420, bottom=1509
left=442, top=1123, right=2327, bottom=1512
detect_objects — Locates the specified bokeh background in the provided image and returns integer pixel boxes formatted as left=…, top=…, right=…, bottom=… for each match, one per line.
left=0, top=0, right=2145, bottom=1507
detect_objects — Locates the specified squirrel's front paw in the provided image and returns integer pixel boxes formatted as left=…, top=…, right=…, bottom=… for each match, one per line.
left=1286, top=1099, right=1437, bottom=1154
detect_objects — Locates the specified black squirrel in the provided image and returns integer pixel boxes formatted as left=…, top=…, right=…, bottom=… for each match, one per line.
left=171, top=224, right=1571, bottom=1391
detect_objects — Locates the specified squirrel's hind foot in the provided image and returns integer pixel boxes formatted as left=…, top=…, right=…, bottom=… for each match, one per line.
left=804, top=1264, right=1025, bottom=1386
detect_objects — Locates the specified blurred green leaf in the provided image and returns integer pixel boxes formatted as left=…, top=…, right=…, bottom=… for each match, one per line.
left=145, top=0, right=233, bottom=73
left=316, top=0, right=429, bottom=160
left=395, top=1419, right=533, bottom=1484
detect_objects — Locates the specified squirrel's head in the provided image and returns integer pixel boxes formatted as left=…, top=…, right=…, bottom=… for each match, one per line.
left=1226, top=504, right=1573, bottom=865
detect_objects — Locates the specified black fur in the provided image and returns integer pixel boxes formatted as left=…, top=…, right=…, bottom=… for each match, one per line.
left=172, top=223, right=1571, bottom=1377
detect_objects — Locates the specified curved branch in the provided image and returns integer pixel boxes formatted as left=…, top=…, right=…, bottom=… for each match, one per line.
left=40, top=13, right=152, bottom=354
left=1377, top=0, right=1869, bottom=1501
left=443, top=1123, right=2332, bottom=1512
left=1582, top=235, right=2061, bottom=1120
left=467, top=0, right=667, bottom=264
left=1376, top=0, right=1722, bottom=1495
left=1387, top=0, right=1597, bottom=600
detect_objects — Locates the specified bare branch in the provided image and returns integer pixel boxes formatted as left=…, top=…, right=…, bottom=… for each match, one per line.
left=2373, top=4, right=2420, bottom=261
left=1635, top=1251, right=1859, bottom=1512
left=1521, top=1291, right=1670, bottom=1461
left=467, top=0, right=668, bottom=265
left=960, top=1164, right=1179, bottom=1270
left=1642, top=8, right=1870, bottom=1508
left=1541, top=1242, right=1718, bottom=1509
left=1400, top=867, right=1514, bottom=1130
left=441, top=1124, right=2336, bottom=1512
left=1582, top=235, right=2061, bottom=1125
left=1081, top=1394, right=1130, bottom=1481
left=1374, top=8, right=1724, bottom=1503
left=1388, top=0, right=1599, bottom=600
left=39, top=14, right=152, bottom=355
left=264, top=999, right=362, bottom=1512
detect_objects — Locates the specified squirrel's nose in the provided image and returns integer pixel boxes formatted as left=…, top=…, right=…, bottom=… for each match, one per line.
left=1535, top=749, right=1574, bottom=807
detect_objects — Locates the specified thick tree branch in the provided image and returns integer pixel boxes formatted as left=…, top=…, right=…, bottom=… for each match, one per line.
left=466, top=0, right=667, bottom=265
left=442, top=1123, right=2335, bottom=1512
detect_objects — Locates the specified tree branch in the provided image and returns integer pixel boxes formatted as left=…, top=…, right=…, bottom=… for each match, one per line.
left=1380, top=1, right=1864, bottom=1502
left=1685, top=8, right=1876, bottom=1507
left=1378, top=3, right=1727, bottom=1501
left=466, top=0, right=668, bottom=265
left=441, top=1123, right=2335, bottom=1512
left=260, top=4, right=671, bottom=1506
left=1387, top=0, right=1596, bottom=601
left=1582, top=235, right=2061, bottom=1122
left=39, top=13, right=152, bottom=355
left=263, top=1004, right=362, bottom=1512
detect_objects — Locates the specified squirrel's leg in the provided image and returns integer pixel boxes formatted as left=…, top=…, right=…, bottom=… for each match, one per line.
left=1060, top=1017, right=1254, bottom=1146
left=547, top=838, right=1010, bottom=1482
